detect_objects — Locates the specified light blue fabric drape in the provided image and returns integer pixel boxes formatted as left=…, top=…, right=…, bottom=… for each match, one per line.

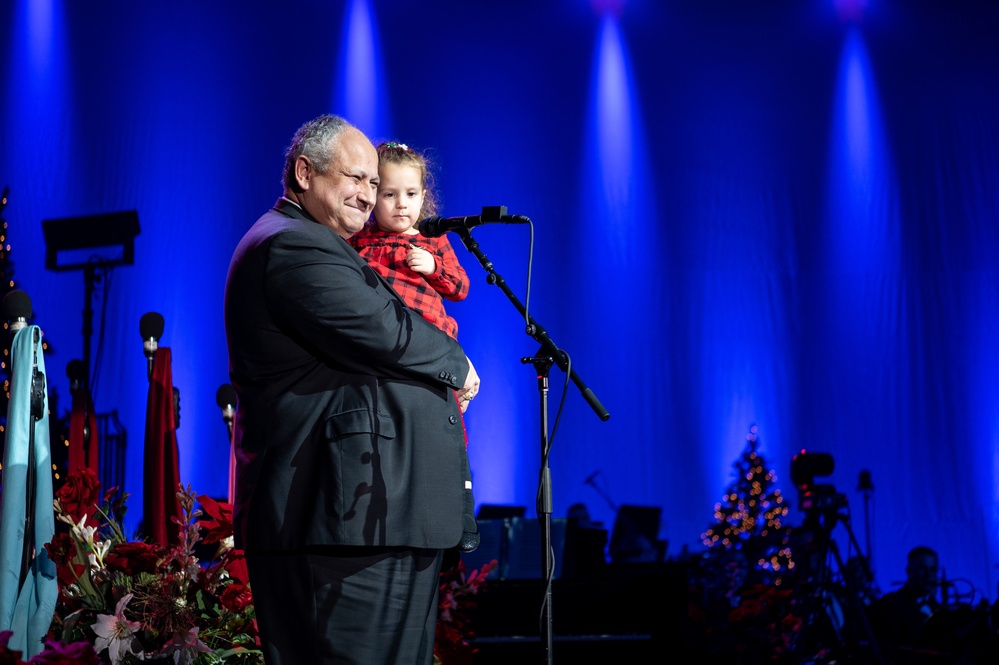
left=0, top=325, right=57, bottom=658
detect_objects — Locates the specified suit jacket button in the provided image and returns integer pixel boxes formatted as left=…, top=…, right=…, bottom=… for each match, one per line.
left=449, top=415, right=458, bottom=424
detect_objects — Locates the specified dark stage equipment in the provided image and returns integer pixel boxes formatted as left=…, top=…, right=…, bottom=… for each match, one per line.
left=42, top=210, right=140, bottom=387
left=452, top=206, right=609, bottom=665
left=42, top=210, right=139, bottom=272
left=789, top=451, right=883, bottom=664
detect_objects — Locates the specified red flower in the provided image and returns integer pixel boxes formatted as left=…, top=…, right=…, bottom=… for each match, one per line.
left=0, top=630, right=26, bottom=665
left=224, top=549, right=250, bottom=585
left=54, top=468, right=102, bottom=527
left=43, top=533, right=84, bottom=589
left=104, top=541, right=163, bottom=576
left=433, top=559, right=496, bottom=664
left=220, top=580, right=254, bottom=613
left=196, top=495, right=233, bottom=545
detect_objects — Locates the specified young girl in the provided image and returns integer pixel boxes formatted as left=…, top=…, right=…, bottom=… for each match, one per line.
left=352, top=142, right=480, bottom=550
left=350, top=141, right=469, bottom=341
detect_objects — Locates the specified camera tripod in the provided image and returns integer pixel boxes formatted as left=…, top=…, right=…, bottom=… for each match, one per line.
left=789, top=487, right=885, bottom=664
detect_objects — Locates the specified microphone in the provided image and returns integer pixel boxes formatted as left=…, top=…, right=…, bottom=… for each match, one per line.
left=418, top=211, right=530, bottom=238
left=584, top=470, right=600, bottom=486
left=3, top=289, right=32, bottom=334
left=216, top=383, right=237, bottom=438
left=139, top=311, right=165, bottom=380
left=66, top=359, right=87, bottom=391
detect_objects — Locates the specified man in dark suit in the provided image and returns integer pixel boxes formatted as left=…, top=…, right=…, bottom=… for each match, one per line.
left=224, top=114, right=480, bottom=664
left=869, top=546, right=942, bottom=662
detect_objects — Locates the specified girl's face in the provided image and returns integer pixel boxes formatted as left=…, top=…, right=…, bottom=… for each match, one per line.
left=373, top=162, right=425, bottom=234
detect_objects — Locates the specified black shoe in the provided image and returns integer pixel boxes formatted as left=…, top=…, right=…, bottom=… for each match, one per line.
left=459, top=529, right=480, bottom=552
left=459, top=492, right=479, bottom=552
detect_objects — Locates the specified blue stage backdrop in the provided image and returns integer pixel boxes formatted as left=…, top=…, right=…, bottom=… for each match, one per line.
left=1, top=0, right=997, bottom=603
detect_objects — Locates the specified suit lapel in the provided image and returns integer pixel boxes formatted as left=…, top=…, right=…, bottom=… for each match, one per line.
left=272, top=198, right=410, bottom=307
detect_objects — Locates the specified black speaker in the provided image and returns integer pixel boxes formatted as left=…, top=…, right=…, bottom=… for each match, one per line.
left=462, top=516, right=575, bottom=580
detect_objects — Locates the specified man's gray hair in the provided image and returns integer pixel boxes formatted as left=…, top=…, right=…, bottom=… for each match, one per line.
left=282, top=114, right=354, bottom=190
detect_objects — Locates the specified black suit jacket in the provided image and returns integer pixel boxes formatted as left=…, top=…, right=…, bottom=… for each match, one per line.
left=224, top=199, right=472, bottom=553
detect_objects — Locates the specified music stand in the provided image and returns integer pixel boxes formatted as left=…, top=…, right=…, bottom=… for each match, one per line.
left=42, top=210, right=140, bottom=387
left=609, top=505, right=665, bottom=563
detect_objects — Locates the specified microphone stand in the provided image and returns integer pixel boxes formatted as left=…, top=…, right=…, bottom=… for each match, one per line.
left=857, top=472, right=874, bottom=568
left=522, top=352, right=556, bottom=660
left=224, top=413, right=235, bottom=504
left=453, top=213, right=609, bottom=665
left=80, top=379, right=94, bottom=473
left=217, top=384, right=237, bottom=503
left=585, top=473, right=619, bottom=514
left=82, top=264, right=99, bottom=390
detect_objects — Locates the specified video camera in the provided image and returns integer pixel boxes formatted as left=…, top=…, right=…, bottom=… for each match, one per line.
left=791, top=451, right=848, bottom=520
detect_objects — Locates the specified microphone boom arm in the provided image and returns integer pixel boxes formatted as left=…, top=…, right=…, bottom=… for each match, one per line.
left=454, top=223, right=609, bottom=421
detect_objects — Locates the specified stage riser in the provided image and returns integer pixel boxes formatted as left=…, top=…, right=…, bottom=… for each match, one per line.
left=472, top=637, right=661, bottom=663
left=467, top=563, right=688, bottom=661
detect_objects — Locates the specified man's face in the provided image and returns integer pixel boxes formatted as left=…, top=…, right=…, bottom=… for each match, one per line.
left=907, top=553, right=939, bottom=596
left=299, top=127, right=379, bottom=238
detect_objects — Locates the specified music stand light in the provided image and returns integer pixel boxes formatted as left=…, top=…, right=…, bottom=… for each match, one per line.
left=42, top=210, right=141, bottom=384
left=42, top=210, right=139, bottom=272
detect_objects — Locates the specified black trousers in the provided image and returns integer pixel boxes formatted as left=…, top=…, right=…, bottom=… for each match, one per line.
left=246, top=545, right=444, bottom=665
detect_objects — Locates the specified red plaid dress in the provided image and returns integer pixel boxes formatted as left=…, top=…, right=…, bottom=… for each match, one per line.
left=349, top=224, right=469, bottom=340
left=350, top=224, right=473, bottom=445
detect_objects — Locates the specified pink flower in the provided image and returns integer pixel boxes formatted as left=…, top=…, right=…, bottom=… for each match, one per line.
left=92, top=594, right=142, bottom=664
left=156, top=627, right=212, bottom=665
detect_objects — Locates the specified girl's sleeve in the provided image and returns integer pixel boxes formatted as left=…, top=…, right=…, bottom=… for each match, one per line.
left=424, top=237, right=469, bottom=302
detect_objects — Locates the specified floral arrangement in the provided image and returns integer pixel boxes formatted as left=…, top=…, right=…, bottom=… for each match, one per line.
left=686, top=548, right=850, bottom=663
left=726, top=582, right=802, bottom=660
left=43, top=468, right=260, bottom=665
left=1, top=467, right=495, bottom=664
left=433, top=557, right=498, bottom=665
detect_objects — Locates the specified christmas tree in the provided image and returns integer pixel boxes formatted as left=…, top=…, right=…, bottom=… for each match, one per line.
left=701, top=424, right=794, bottom=583
left=0, top=185, right=16, bottom=480
left=0, top=186, right=69, bottom=491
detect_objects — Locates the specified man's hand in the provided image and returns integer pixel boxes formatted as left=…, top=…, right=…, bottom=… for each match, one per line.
left=458, top=357, right=480, bottom=412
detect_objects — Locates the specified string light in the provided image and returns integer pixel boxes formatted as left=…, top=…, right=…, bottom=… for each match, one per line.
left=701, top=427, right=795, bottom=577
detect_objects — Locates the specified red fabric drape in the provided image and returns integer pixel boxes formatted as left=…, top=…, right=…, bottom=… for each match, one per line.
left=228, top=434, right=236, bottom=505
left=68, top=388, right=99, bottom=478
left=142, top=346, right=182, bottom=546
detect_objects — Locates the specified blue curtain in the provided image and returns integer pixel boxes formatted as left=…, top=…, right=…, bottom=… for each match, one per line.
left=1, top=0, right=996, bottom=605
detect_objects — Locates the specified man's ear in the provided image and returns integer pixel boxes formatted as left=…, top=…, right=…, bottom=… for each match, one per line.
left=293, top=155, right=312, bottom=192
